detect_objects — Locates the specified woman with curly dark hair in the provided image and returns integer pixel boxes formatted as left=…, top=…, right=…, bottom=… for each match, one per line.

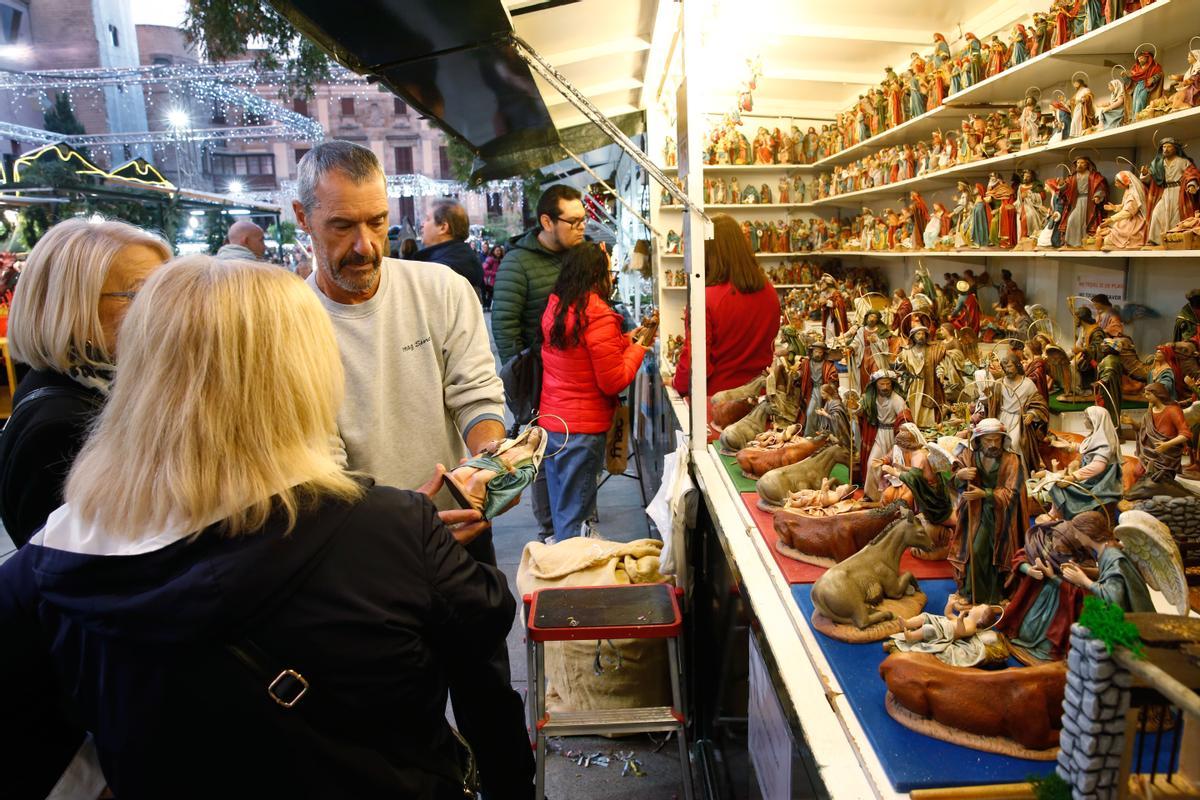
left=538, top=242, right=653, bottom=540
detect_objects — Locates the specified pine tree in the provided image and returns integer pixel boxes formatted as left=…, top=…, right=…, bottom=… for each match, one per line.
left=43, top=92, right=85, bottom=137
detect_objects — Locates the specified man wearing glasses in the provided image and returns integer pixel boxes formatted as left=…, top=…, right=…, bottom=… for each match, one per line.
left=491, top=184, right=586, bottom=542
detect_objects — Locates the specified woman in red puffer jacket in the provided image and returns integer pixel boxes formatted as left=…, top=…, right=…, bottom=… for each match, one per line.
left=539, top=242, right=654, bottom=541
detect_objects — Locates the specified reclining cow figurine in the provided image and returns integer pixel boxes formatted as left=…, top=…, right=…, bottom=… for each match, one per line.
left=810, top=507, right=933, bottom=629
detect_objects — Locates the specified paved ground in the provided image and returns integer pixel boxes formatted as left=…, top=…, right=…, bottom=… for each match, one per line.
left=483, top=311, right=688, bottom=799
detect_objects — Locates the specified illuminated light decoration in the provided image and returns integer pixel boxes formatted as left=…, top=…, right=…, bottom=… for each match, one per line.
left=165, top=108, right=191, bottom=131
left=0, top=160, right=5, bottom=185
left=108, top=157, right=175, bottom=189
left=228, top=180, right=245, bottom=195
left=13, top=142, right=108, bottom=182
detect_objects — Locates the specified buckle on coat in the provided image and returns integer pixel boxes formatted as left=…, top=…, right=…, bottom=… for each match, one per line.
left=267, top=669, right=309, bottom=708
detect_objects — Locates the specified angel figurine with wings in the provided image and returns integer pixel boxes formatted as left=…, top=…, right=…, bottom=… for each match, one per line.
left=1061, top=509, right=1189, bottom=616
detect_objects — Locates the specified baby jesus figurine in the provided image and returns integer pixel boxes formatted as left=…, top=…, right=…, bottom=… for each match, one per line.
left=885, top=599, right=1008, bottom=667
left=444, top=426, right=548, bottom=520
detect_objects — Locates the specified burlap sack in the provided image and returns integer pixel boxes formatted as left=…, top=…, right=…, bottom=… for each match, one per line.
left=516, top=537, right=672, bottom=713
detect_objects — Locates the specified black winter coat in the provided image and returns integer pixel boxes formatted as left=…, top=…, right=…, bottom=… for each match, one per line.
left=0, top=483, right=516, bottom=799
left=411, top=239, right=485, bottom=293
left=0, top=368, right=104, bottom=547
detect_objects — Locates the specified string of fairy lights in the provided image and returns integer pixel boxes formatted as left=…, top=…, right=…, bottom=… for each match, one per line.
left=2, top=61, right=526, bottom=204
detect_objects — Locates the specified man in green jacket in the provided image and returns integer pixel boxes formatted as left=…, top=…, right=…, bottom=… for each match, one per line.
left=491, top=184, right=585, bottom=541
left=492, top=184, right=585, bottom=362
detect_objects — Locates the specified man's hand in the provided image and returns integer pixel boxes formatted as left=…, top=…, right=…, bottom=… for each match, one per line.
left=416, top=465, right=491, bottom=545
left=956, top=466, right=977, bottom=482
left=961, top=485, right=986, bottom=501
left=465, top=419, right=508, bottom=457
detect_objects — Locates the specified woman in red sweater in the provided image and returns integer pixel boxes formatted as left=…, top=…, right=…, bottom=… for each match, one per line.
left=539, top=243, right=653, bottom=541
left=672, top=214, right=781, bottom=396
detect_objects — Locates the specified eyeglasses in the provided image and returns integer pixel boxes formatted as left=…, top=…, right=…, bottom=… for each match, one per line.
left=554, top=215, right=587, bottom=230
left=100, top=290, right=138, bottom=301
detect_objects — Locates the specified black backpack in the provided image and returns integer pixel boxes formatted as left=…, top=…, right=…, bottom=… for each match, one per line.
left=498, top=333, right=542, bottom=431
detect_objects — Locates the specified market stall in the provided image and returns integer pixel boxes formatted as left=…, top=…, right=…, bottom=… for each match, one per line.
left=265, top=0, right=1200, bottom=796
left=647, top=1, right=1200, bottom=797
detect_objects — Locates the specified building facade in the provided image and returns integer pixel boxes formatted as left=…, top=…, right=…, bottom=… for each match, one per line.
left=0, top=0, right=152, bottom=173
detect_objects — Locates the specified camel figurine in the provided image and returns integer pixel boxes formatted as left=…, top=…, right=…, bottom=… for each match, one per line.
left=811, top=507, right=934, bottom=630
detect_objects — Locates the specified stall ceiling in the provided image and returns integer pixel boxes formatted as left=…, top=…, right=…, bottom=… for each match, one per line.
left=503, top=0, right=658, bottom=130
left=696, top=0, right=1021, bottom=119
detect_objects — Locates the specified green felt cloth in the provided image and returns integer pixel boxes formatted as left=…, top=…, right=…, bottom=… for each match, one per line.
left=717, top=451, right=849, bottom=492
left=1049, top=396, right=1144, bottom=414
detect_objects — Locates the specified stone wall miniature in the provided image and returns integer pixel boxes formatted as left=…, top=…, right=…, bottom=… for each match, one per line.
left=1057, top=623, right=1133, bottom=800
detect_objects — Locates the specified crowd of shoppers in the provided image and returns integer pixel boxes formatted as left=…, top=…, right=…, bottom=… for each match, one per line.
left=0, top=141, right=528, bottom=799
left=491, top=184, right=587, bottom=542
left=0, top=139, right=679, bottom=797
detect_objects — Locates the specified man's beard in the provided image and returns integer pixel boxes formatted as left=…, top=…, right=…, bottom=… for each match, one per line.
left=983, top=445, right=1003, bottom=458
left=878, top=387, right=892, bottom=398
left=326, top=248, right=381, bottom=293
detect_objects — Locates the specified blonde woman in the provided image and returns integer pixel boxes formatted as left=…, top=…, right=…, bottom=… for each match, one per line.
left=0, top=217, right=170, bottom=546
left=0, top=257, right=512, bottom=798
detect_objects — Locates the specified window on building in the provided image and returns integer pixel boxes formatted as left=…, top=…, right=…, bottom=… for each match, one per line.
left=438, top=146, right=451, bottom=179
left=244, top=109, right=265, bottom=126
left=211, top=102, right=226, bottom=125
left=152, top=56, right=172, bottom=66
left=487, top=192, right=503, bottom=216
left=398, top=196, right=416, bottom=227
left=0, top=3, right=25, bottom=45
left=393, top=97, right=407, bottom=115
left=211, top=153, right=276, bottom=180
left=393, top=146, right=413, bottom=173
left=293, top=98, right=308, bottom=116
left=108, top=24, right=119, bottom=47
left=340, top=97, right=355, bottom=116
left=295, top=147, right=310, bottom=164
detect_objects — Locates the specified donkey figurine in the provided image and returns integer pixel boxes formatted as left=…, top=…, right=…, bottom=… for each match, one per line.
left=811, top=506, right=934, bottom=629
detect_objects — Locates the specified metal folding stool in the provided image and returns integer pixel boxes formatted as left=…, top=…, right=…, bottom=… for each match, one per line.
left=524, top=583, right=694, bottom=800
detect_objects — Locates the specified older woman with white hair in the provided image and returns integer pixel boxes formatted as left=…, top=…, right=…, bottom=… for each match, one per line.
left=0, top=217, right=170, bottom=546
left=0, top=256, right=512, bottom=798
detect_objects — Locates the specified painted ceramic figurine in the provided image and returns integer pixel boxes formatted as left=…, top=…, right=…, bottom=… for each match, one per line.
left=1142, top=138, right=1200, bottom=246
left=1128, top=45, right=1164, bottom=118
left=888, top=601, right=1006, bottom=667
left=949, top=419, right=1034, bottom=605
left=1059, top=157, right=1108, bottom=248
left=445, top=426, right=547, bottom=519
left=1068, top=73, right=1096, bottom=137
left=810, top=510, right=933, bottom=631
left=1167, top=46, right=1200, bottom=110
left=1125, top=382, right=1191, bottom=499
left=1098, top=170, right=1148, bottom=249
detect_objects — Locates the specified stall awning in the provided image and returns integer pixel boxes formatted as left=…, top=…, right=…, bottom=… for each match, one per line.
left=269, top=0, right=643, bottom=181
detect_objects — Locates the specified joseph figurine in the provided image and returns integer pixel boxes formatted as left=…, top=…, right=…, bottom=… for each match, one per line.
left=950, top=418, right=1033, bottom=605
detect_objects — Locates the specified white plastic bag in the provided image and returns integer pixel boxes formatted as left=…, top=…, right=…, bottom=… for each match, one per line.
left=647, top=431, right=696, bottom=577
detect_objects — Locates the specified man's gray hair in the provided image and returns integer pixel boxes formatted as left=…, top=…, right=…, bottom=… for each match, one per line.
left=296, top=140, right=384, bottom=212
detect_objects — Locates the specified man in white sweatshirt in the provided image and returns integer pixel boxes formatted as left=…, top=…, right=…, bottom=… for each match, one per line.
left=294, top=140, right=532, bottom=799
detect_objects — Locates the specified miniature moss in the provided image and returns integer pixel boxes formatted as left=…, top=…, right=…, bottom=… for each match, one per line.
left=1077, top=596, right=1145, bottom=659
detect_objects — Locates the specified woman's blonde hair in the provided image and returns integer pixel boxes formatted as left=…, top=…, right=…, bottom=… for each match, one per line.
left=66, top=256, right=362, bottom=539
left=8, top=217, right=171, bottom=371
left=705, top=213, right=766, bottom=293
